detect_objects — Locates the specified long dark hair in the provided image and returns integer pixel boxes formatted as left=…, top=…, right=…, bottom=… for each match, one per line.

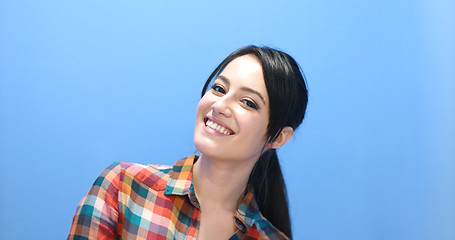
left=201, top=46, right=308, bottom=238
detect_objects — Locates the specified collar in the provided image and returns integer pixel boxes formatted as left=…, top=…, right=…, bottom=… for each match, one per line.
left=164, top=155, right=198, bottom=196
left=234, top=185, right=262, bottom=232
left=164, top=155, right=264, bottom=232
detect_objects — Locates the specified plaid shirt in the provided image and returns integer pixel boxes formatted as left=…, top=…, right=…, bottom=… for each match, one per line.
left=68, top=155, right=289, bottom=240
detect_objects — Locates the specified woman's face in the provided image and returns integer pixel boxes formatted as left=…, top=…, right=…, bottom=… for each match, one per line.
left=194, top=54, right=270, bottom=163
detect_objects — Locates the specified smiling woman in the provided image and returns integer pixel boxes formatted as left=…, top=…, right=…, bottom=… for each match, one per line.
left=67, top=46, right=308, bottom=240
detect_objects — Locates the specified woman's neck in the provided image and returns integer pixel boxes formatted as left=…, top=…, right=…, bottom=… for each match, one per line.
left=192, top=154, right=257, bottom=212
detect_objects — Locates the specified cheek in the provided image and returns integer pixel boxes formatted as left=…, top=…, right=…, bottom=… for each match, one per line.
left=196, top=96, right=211, bottom=116
left=239, top=113, right=269, bottom=137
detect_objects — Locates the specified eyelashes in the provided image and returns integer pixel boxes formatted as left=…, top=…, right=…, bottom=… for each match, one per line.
left=210, top=83, right=260, bottom=110
left=211, top=84, right=226, bottom=94
left=242, top=99, right=258, bottom=110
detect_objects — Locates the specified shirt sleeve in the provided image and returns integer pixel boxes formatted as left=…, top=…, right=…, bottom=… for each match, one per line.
left=67, top=162, right=122, bottom=240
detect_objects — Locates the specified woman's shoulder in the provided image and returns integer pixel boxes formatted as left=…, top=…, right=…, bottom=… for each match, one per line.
left=119, top=161, right=173, bottom=175
left=100, top=161, right=174, bottom=191
left=249, top=217, right=291, bottom=240
left=235, top=187, right=291, bottom=240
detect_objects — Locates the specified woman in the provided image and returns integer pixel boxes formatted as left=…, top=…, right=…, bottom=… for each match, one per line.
left=68, top=46, right=308, bottom=240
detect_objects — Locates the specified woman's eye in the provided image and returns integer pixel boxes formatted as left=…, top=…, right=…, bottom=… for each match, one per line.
left=242, top=99, right=258, bottom=110
left=211, top=84, right=226, bottom=94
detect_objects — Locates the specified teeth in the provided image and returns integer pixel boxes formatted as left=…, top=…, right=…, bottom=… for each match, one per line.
left=205, top=119, right=231, bottom=135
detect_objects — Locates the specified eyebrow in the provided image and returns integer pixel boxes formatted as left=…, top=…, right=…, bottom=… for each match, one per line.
left=217, top=75, right=266, bottom=105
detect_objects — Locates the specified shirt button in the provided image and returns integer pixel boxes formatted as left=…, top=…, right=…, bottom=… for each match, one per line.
left=235, top=218, right=247, bottom=233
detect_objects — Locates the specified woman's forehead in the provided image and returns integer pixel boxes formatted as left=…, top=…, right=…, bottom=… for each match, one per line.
left=220, top=55, right=265, bottom=87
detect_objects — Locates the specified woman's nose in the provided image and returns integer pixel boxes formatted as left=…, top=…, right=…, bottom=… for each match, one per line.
left=211, top=96, right=232, bottom=118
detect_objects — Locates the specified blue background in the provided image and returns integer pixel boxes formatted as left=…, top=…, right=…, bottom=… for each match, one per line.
left=1, top=0, right=454, bottom=239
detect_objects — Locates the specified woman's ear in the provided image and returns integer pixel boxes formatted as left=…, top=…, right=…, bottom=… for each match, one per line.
left=269, top=126, right=294, bottom=149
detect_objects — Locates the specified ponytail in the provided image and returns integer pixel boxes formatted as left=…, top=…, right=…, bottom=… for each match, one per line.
left=201, top=46, right=308, bottom=239
left=248, top=149, right=292, bottom=238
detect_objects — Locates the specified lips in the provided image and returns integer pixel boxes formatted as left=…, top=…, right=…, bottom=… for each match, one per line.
left=204, top=117, right=234, bottom=135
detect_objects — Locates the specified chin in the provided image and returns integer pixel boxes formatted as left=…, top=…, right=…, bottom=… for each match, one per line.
left=193, top=130, right=208, bottom=155
left=194, top=134, right=216, bottom=157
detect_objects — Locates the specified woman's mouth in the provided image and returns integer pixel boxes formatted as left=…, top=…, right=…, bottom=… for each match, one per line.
left=204, top=118, right=234, bottom=135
